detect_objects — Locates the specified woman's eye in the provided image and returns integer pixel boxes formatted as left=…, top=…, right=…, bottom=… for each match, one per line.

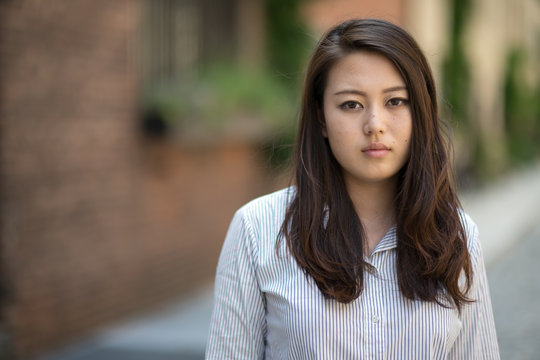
left=339, top=101, right=363, bottom=110
left=387, top=98, right=408, bottom=107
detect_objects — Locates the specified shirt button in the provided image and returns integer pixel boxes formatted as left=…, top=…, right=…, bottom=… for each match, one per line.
left=372, top=315, right=380, bottom=323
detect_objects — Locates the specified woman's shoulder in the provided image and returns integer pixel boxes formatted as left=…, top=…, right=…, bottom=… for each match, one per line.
left=237, top=186, right=296, bottom=218
left=458, top=209, right=481, bottom=255
left=228, top=187, right=295, bottom=255
left=231, top=187, right=295, bottom=234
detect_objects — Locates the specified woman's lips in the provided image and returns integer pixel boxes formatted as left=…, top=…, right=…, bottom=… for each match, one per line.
left=362, top=143, right=390, bottom=158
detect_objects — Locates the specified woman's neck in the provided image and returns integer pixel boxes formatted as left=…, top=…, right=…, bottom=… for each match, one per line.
left=345, top=177, right=397, bottom=255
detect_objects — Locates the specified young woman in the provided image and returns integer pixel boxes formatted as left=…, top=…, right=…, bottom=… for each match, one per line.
left=206, top=19, right=500, bottom=359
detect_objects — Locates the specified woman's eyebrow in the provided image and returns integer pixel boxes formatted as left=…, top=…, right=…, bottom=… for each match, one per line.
left=333, top=86, right=407, bottom=96
left=333, top=89, right=366, bottom=96
left=382, top=86, right=407, bottom=93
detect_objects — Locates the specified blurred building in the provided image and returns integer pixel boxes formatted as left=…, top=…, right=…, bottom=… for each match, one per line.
left=0, top=0, right=271, bottom=358
left=463, top=0, right=540, bottom=173
left=141, top=0, right=265, bottom=87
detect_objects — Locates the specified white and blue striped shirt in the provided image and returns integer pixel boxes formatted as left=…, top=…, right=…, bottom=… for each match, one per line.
left=206, top=188, right=500, bottom=359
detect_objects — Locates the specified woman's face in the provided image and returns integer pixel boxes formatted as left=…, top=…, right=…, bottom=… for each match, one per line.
left=322, top=51, right=412, bottom=188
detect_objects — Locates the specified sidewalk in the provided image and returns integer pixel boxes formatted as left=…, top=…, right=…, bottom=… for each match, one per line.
left=37, top=162, right=540, bottom=360
left=487, top=221, right=540, bottom=359
left=460, top=162, right=540, bottom=266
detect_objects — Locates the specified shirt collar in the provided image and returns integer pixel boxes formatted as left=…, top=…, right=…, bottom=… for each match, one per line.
left=322, top=207, right=398, bottom=255
left=371, top=225, right=397, bottom=255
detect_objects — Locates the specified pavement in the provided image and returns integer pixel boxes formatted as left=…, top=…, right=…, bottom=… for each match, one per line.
left=488, top=221, right=540, bottom=359
left=36, top=162, right=540, bottom=360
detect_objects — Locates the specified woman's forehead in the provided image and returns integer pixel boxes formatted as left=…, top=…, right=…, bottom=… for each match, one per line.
left=324, top=51, right=406, bottom=94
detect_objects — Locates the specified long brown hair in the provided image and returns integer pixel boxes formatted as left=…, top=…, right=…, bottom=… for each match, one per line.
left=280, top=19, right=472, bottom=311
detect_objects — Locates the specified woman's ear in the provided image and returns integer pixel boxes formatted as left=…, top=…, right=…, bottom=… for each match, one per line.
left=317, top=102, right=328, bottom=138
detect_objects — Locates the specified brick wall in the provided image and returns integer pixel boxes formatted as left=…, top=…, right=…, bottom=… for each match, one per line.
left=0, top=1, right=278, bottom=358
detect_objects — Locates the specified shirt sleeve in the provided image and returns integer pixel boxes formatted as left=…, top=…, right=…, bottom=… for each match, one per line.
left=449, top=222, right=500, bottom=359
left=205, top=208, right=266, bottom=360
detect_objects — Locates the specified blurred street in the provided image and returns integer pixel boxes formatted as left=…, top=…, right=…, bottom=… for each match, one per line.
left=489, top=223, right=540, bottom=360
left=37, top=163, right=540, bottom=360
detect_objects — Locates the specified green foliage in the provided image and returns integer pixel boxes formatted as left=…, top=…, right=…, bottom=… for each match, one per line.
left=143, top=64, right=298, bottom=136
left=503, top=47, right=540, bottom=163
left=261, top=0, right=314, bottom=169
left=266, top=0, right=312, bottom=87
left=449, top=0, right=471, bottom=44
left=442, top=47, right=470, bottom=127
left=200, top=65, right=298, bottom=129
left=442, top=0, right=472, bottom=128
left=442, top=0, right=488, bottom=182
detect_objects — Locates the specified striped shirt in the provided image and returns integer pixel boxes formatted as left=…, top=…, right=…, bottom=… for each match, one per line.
left=206, top=188, right=500, bottom=359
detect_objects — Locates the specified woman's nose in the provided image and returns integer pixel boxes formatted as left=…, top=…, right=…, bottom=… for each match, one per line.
left=363, top=107, right=386, bottom=135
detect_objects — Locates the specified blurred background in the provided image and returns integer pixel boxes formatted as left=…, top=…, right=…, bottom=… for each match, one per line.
left=0, top=0, right=539, bottom=359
